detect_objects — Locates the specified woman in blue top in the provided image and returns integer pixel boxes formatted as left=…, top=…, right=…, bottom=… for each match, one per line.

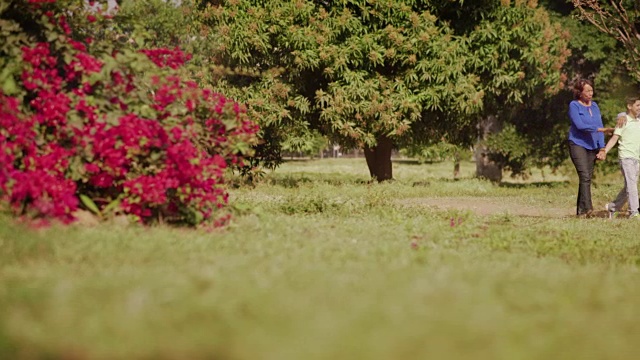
left=568, top=79, right=606, bottom=217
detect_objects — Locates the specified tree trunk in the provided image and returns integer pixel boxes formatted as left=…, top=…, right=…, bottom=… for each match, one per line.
left=475, top=115, right=503, bottom=183
left=453, top=150, right=460, bottom=179
left=364, top=135, right=393, bottom=182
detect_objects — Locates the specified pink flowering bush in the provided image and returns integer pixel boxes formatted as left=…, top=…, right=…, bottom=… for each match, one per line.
left=0, top=1, right=258, bottom=225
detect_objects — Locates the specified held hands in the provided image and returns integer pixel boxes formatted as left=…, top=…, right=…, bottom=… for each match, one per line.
left=596, top=149, right=607, bottom=161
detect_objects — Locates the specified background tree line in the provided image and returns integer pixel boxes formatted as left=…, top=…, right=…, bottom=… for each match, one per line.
left=7, top=0, right=640, bottom=183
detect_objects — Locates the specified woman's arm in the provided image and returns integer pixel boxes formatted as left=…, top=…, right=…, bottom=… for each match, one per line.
left=598, top=127, right=615, bottom=135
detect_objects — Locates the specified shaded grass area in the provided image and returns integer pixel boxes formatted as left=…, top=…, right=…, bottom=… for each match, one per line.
left=2, top=159, right=640, bottom=359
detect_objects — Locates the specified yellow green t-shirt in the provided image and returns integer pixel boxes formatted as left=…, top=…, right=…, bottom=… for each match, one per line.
left=614, top=114, right=640, bottom=160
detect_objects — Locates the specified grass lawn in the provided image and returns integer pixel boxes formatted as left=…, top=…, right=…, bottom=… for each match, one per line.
left=2, top=158, right=640, bottom=359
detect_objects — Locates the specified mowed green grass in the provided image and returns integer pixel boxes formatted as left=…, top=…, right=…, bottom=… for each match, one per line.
left=2, top=158, right=640, bottom=359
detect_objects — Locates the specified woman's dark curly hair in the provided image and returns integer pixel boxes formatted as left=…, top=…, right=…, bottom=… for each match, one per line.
left=573, top=79, right=594, bottom=100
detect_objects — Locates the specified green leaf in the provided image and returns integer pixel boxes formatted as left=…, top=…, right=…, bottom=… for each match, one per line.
left=46, top=31, right=58, bottom=42
left=2, top=76, right=18, bottom=95
left=139, top=105, right=157, bottom=119
left=103, top=198, right=122, bottom=215
left=194, top=210, right=204, bottom=224
left=63, top=52, right=73, bottom=65
left=79, top=194, right=101, bottom=217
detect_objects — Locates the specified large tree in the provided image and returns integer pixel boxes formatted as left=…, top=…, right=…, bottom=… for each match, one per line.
left=312, top=1, right=482, bottom=181
left=203, top=0, right=482, bottom=181
left=201, top=0, right=569, bottom=182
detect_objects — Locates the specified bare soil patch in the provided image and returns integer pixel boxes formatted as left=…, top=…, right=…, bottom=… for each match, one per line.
left=400, top=197, right=608, bottom=218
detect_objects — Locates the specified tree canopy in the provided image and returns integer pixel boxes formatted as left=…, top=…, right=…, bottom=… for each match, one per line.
left=201, top=0, right=568, bottom=181
left=573, top=0, right=640, bottom=81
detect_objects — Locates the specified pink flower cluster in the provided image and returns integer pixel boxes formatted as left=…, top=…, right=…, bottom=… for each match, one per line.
left=0, top=96, right=78, bottom=223
left=0, top=4, right=259, bottom=225
left=140, top=47, right=193, bottom=69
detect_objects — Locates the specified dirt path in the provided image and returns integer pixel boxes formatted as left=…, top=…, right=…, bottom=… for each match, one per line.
left=400, top=197, right=608, bottom=218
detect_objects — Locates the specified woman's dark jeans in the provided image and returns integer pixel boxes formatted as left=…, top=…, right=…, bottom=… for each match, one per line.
left=568, top=141, right=599, bottom=215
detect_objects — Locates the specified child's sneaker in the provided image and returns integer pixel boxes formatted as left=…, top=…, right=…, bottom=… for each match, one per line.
left=605, top=203, right=617, bottom=219
left=629, top=213, right=639, bottom=219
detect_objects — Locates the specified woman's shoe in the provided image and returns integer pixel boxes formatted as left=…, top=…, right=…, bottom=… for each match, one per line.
left=577, top=209, right=595, bottom=218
